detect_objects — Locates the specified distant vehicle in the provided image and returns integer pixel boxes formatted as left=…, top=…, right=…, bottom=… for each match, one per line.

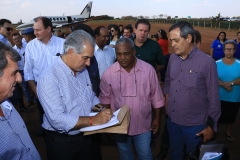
left=16, top=1, right=93, bottom=31
left=223, top=18, right=230, bottom=21
left=228, top=18, right=238, bottom=21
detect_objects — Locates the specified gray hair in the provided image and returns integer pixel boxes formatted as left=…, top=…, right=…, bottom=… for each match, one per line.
left=169, top=21, right=194, bottom=43
left=0, top=42, right=21, bottom=77
left=63, top=30, right=95, bottom=54
left=223, top=40, right=237, bottom=50
left=115, top=38, right=135, bottom=50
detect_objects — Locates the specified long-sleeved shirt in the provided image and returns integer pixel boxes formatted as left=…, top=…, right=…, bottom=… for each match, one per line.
left=37, top=57, right=100, bottom=135
left=13, top=43, right=26, bottom=70
left=0, top=100, right=41, bottom=160
left=24, top=35, right=65, bottom=83
left=164, top=47, right=220, bottom=131
left=94, top=44, right=116, bottom=78
left=0, top=34, right=8, bottom=44
left=100, top=58, right=165, bottom=135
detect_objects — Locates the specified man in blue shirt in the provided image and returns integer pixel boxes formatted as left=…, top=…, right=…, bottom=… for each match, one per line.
left=234, top=31, right=240, bottom=59
left=0, top=19, right=13, bottom=45
left=0, top=42, right=41, bottom=159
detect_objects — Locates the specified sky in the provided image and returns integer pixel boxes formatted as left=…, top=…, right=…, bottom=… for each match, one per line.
left=0, top=0, right=239, bottom=23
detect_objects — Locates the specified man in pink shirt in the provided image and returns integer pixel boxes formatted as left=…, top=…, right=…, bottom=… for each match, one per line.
left=100, top=38, right=165, bottom=160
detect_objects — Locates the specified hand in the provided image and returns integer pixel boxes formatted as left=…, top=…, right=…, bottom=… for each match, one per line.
left=150, top=118, right=160, bottom=134
left=222, top=82, right=232, bottom=92
left=92, top=109, right=113, bottom=125
left=196, top=126, right=214, bottom=142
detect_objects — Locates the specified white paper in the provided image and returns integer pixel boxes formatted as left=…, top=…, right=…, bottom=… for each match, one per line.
left=79, top=108, right=121, bottom=132
left=201, top=152, right=222, bottom=160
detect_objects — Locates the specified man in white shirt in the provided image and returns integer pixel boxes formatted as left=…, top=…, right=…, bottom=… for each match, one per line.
left=93, top=26, right=116, bottom=78
left=12, top=33, right=33, bottom=112
left=24, top=16, right=65, bottom=135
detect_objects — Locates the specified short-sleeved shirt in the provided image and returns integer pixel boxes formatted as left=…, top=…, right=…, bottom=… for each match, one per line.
left=135, top=38, right=165, bottom=69
left=216, top=59, right=240, bottom=102
left=158, top=39, right=169, bottom=56
left=211, top=39, right=225, bottom=60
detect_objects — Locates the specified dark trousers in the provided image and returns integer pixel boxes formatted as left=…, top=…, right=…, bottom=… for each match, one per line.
left=36, top=99, right=44, bottom=134
left=45, top=130, right=92, bottom=160
left=159, top=115, right=170, bottom=154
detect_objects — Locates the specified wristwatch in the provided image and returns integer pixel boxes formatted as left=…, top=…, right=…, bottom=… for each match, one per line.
left=231, top=82, right=234, bottom=86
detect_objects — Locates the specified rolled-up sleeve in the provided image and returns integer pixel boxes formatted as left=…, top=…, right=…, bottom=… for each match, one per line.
left=149, top=67, right=165, bottom=108
left=99, top=72, right=111, bottom=105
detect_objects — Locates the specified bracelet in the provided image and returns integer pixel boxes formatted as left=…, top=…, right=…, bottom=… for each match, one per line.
left=89, top=117, right=92, bottom=126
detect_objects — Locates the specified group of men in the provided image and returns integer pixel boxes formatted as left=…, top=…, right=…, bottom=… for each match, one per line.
left=0, top=16, right=223, bottom=160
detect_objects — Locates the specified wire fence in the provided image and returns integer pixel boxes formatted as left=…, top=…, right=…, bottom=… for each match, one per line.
left=148, top=19, right=240, bottom=30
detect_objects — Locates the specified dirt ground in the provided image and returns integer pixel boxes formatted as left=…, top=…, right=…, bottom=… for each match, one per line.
left=13, top=21, right=240, bottom=160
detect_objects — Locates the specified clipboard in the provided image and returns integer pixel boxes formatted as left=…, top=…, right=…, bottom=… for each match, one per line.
left=83, top=105, right=130, bottom=136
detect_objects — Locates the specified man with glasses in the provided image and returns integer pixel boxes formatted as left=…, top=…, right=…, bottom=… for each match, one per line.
left=94, top=26, right=116, bottom=78
left=0, top=19, right=13, bottom=46
left=100, top=38, right=164, bottom=160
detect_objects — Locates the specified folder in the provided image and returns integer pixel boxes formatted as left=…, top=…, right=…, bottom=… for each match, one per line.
left=81, top=105, right=130, bottom=136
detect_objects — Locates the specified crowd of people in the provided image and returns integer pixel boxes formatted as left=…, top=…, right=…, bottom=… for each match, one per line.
left=0, top=17, right=240, bottom=160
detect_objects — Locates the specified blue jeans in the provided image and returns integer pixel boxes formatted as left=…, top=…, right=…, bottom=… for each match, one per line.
left=19, top=70, right=32, bottom=102
left=167, top=117, right=206, bottom=160
left=114, top=131, right=152, bottom=160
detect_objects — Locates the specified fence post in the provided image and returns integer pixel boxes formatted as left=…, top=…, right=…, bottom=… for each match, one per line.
left=198, top=21, right=199, bottom=27
left=193, top=21, right=194, bottom=27
left=228, top=22, right=230, bottom=30
left=211, top=22, right=212, bottom=28
left=204, top=21, right=205, bottom=28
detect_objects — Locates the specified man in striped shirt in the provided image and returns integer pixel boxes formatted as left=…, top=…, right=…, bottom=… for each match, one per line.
left=24, top=16, right=65, bottom=136
left=37, top=30, right=113, bottom=160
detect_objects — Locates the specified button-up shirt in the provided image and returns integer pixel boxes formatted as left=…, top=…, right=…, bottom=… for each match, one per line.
left=24, top=35, right=65, bottom=83
left=100, top=58, right=164, bottom=135
left=37, top=57, right=100, bottom=135
left=94, top=44, right=116, bottom=78
left=0, top=34, right=8, bottom=44
left=0, top=100, right=41, bottom=160
left=164, top=47, right=220, bottom=131
left=13, top=43, right=26, bottom=70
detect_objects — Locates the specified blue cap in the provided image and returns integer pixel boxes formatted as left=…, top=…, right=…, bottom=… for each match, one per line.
left=22, top=28, right=34, bottom=35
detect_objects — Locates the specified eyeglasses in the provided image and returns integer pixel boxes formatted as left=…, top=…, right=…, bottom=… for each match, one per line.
left=1, top=26, right=13, bottom=32
left=224, top=48, right=235, bottom=51
left=111, top=30, right=115, bottom=32
left=120, top=66, right=137, bottom=97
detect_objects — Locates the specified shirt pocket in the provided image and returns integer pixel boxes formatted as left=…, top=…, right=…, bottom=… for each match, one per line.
left=183, top=70, right=198, bottom=88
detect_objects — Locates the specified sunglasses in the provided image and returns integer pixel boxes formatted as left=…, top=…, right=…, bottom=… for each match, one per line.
left=111, top=30, right=115, bottom=32
left=1, top=26, right=13, bottom=32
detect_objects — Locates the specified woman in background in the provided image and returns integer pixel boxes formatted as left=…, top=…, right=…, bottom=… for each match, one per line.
left=109, top=24, right=120, bottom=51
left=211, top=31, right=227, bottom=61
left=217, top=40, right=240, bottom=142
left=157, top=29, right=169, bottom=82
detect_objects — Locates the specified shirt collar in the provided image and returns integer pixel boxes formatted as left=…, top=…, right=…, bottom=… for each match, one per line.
left=37, top=34, right=54, bottom=45
left=114, top=58, right=144, bottom=73
left=0, top=34, right=8, bottom=43
left=177, top=46, right=197, bottom=60
left=57, top=56, right=86, bottom=76
left=95, top=44, right=108, bottom=51
left=0, top=99, right=13, bottom=120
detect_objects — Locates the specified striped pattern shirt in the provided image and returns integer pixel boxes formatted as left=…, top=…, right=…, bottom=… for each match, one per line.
left=100, top=58, right=164, bottom=135
left=37, top=57, right=100, bottom=135
left=24, top=35, right=65, bottom=82
left=13, top=43, right=26, bottom=70
left=163, top=47, right=220, bottom=131
left=0, top=100, right=41, bottom=159
left=94, top=44, right=116, bottom=78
